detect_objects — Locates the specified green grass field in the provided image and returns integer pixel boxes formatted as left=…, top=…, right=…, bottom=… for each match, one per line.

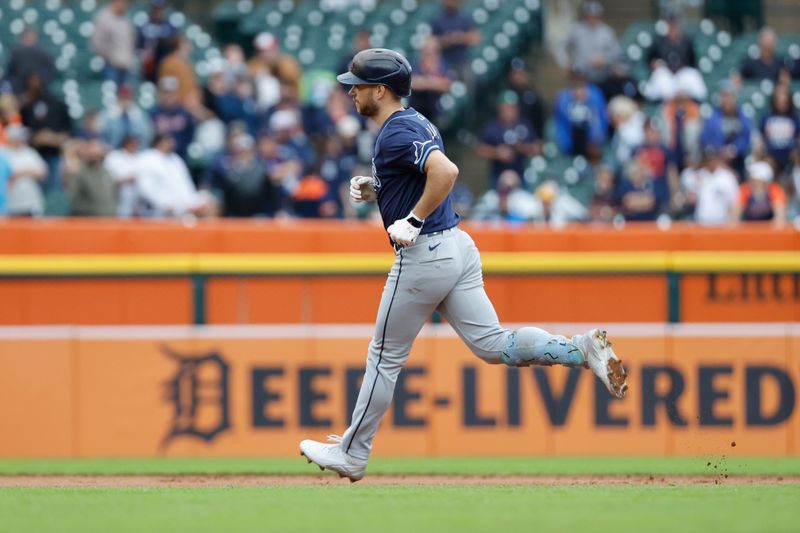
left=1, top=457, right=799, bottom=533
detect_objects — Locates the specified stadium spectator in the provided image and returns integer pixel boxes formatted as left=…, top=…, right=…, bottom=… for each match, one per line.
left=506, top=58, right=547, bottom=141
left=599, top=63, right=641, bottom=103
left=99, top=84, right=153, bottom=149
left=608, top=95, right=645, bottom=166
left=338, top=30, right=371, bottom=76
left=472, top=169, right=540, bottom=222
left=5, top=27, right=57, bottom=97
left=634, top=118, right=678, bottom=213
left=256, top=128, right=303, bottom=189
left=589, top=164, right=618, bottom=222
left=737, top=27, right=789, bottom=84
left=563, top=1, right=622, bottom=86
left=618, top=157, right=660, bottom=221
left=215, top=73, right=259, bottom=134
left=158, top=35, right=199, bottom=106
left=290, top=170, right=338, bottom=218
left=760, top=83, right=800, bottom=173
left=681, top=145, right=739, bottom=225
left=656, top=82, right=702, bottom=169
left=269, top=107, right=315, bottom=172
left=249, top=32, right=302, bottom=97
left=212, top=132, right=280, bottom=217
left=553, top=70, right=607, bottom=160
left=68, top=138, right=116, bottom=217
left=410, top=38, right=454, bottom=125
left=785, top=150, right=800, bottom=220
left=701, top=80, right=752, bottom=179
left=648, top=13, right=696, bottom=72
left=137, top=0, right=179, bottom=83
left=0, top=151, right=10, bottom=215
left=78, top=109, right=103, bottom=140
left=150, top=76, right=194, bottom=160
left=220, top=44, right=249, bottom=88
left=0, top=125, right=46, bottom=216
left=644, top=14, right=706, bottom=102
left=430, top=0, right=480, bottom=83
left=732, top=160, right=787, bottom=224
left=135, top=134, right=214, bottom=217
left=318, top=117, right=361, bottom=217
left=535, top=180, right=589, bottom=225
left=0, top=91, right=23, bottom=146
left=104, top=134, right=140, bottom=217
left=91, top=0, right=136, bottom=86
left=202, top=63, right=229, bottom=119
left=476, top=91, right=540, bottom=188
left=19, top=73, right=72, bottom=191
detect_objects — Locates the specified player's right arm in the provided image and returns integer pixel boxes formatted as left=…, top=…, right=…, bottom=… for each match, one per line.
left=411, top=150, right=458, bottom=219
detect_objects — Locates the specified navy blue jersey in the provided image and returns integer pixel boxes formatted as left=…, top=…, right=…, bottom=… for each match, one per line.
left=372, top=107, right=460, bottom=234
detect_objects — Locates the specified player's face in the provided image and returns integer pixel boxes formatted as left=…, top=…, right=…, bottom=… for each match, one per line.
left=348, top=84, right=378, bottom=117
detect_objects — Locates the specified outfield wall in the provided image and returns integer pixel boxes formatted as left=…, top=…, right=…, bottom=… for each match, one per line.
left=1, top=324, right=798, bottom=457
left=0, top=220, right=798, bottom=324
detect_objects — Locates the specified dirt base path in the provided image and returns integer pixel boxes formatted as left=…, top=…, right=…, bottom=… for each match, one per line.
left=1, top=474, right=798, bottom=488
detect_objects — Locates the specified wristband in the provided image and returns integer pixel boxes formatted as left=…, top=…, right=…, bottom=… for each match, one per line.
left=406, top=212, right=424, bottom=229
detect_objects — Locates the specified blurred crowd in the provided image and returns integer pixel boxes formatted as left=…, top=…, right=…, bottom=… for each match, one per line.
left=0, top=0, right=798, bottom=227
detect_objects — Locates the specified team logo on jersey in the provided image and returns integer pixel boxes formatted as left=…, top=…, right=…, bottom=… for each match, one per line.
left=371, top=159, right=381, bottom=191
left=413, top=140, right=433, bottom=165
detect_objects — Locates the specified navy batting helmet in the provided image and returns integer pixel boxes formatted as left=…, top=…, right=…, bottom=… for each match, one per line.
left=337, top=48, right=412, bottom=98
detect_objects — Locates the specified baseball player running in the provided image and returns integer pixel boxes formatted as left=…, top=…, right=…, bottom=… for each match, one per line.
left=300, top=49, right=628, bottom=482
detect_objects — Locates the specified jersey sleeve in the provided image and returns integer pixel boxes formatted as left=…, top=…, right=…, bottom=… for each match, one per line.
left=381, top=122, right=442, bottom=173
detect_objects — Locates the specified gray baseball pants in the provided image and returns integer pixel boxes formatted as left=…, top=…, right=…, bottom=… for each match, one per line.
left=341, top=227, right=585, bottom=460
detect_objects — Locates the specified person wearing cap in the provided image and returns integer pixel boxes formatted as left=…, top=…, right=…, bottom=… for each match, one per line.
left=136, top=0, right=178, bottom=82
left=506, top=57, right=546, bottom=140
left=553, top=68, right=608, bottom=160
left=476, top=90, right=540, bottom=188
left=701, top=80, right=752, bottom=179
left=733, top=160, right=787, bottom=224
left=564, top=1, right=622, bottom=86
left=0, top=124, right=46, bottom=216
left=409, top=38, right=454, bottom=125
left=99, top=84, right=153, bottom=149
left=91, top=0, right=135, bottom=86
left=150, top=76, right=194, bottom=160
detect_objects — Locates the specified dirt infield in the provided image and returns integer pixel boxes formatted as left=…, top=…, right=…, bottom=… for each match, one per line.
left=1, top=474, right=798, bottom=488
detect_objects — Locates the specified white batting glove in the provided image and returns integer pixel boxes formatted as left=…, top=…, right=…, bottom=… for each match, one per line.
left=387, top=212, right=424, bottom=247
left=349, top=175, right=377, bottom=203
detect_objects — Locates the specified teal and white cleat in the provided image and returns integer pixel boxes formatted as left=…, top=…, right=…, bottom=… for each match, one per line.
left=299, top=435, right=367, bottom=483
left=574, top=328, right=628, bottom=399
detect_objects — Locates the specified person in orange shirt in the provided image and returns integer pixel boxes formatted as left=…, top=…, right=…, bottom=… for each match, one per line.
left=733, top=160, right=787, bottom=225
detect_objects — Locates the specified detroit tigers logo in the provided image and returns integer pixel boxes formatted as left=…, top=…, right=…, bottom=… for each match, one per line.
left=413, top=140, right=433, bottom=165
left=160, top=346, right=231, bottom=451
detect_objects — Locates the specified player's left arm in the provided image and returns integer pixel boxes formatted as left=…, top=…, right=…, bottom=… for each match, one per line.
left=387, top=150, right=458, bottom=247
